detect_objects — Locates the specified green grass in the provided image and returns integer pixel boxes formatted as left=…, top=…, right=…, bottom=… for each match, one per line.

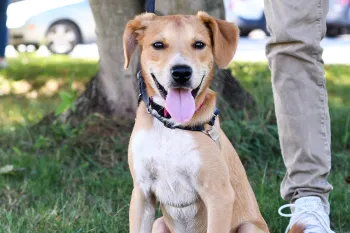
left=0, top=55, right=98, bottom=128
left=0, top=55, right=349, bottom=232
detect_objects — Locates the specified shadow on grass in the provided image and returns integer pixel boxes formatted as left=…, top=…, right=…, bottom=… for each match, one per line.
left=0, top=55, right=98, bottom=128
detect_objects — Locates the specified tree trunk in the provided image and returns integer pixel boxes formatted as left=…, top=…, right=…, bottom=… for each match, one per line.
left=58, top=0, right=254, bottom=124
left=58, top=0, right=143, bottom=124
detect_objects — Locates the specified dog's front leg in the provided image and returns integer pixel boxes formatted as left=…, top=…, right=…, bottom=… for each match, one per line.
left=204, top=185, right=234, bottom=233
left=196, top=162, right=235, bottom=233
left=129, top=186, right=156, bottom=233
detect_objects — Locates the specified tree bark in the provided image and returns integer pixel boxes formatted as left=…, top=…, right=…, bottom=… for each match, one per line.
left=212, top=68, right=255, bottom=119
left=58, top=0, right=143, bottom=124
left=58, top=0, right=254, bottom=124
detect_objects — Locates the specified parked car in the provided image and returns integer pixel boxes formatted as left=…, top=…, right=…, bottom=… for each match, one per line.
left=327, top=0, right=350, bottom=36
left=224, top=0, right=267, bottom=36
left=7, top=0, right=96, bottom=54
left=225, top=0, right=350, bottom=37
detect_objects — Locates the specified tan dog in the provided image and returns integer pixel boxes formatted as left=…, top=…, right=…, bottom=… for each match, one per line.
left=123, top=12, right=270, bottom=233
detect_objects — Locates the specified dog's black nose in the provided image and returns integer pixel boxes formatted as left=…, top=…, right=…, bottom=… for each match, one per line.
left=171, top=65, right=192, bottom=84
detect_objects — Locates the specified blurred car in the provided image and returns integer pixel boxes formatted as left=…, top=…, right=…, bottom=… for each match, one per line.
left=225, top=0, right=350, bottom=37
left=7, top=0, right=96, bottom=54
left=224, top=0, right=267, bottom=36
left=327, top=0, right=350, bottom=36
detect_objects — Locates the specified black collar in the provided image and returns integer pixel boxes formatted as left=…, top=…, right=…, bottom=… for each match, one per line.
left=137, top=71, right=219, bottom=132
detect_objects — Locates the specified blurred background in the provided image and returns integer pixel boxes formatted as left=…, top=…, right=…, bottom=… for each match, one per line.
left=0, top=0, right=349, bottom=232
left=4, top=0, right=350, bottom=63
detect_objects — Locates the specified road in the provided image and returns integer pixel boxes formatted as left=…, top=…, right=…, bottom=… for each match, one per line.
left=235, top=35, right=350, bottom=64
left=5, top=35, right=350, bottom=65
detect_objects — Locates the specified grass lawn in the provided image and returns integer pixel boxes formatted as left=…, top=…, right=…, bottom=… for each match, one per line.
left=0, top=55, right=349, bottom=233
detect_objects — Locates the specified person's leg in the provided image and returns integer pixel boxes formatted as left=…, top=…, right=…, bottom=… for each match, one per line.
left=264, top=0, right=332, bottom=207
left=0, top=0, right=9, bottom=63
left=264, top=1, right=334, bottom=232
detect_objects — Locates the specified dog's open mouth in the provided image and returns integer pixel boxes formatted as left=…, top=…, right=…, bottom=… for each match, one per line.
left=151, top=73, right=204, bottom=99
left=151, top=73, right=168, bottom=98
left=151, top=73, right=205, bottom=123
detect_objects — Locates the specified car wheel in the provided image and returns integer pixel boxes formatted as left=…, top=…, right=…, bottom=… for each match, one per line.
left=13, top=44, right=28, bottom=53
left=26, top=44, right=40, bottom=52
left=46, top=21, right=81, bottom=54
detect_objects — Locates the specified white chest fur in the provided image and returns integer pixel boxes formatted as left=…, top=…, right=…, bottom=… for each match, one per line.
left=131, top=120, right=201, bottom=232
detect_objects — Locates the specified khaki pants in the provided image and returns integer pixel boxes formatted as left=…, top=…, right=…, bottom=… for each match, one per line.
left=264, top=0, right=333, bottom=208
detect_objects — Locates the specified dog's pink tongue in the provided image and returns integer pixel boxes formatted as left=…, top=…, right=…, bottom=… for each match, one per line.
left=165, top=88, right=195, bottom=123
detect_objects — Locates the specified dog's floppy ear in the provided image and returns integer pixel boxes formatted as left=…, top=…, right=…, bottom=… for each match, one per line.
left=123, top=13, right=155, bottom=69
left=197, top=11, right=239, bottom=68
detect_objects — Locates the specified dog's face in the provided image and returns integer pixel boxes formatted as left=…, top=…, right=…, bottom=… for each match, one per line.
left=124, top=12, right=239, bottom=123
left=140, top=15, right=213, bottom=95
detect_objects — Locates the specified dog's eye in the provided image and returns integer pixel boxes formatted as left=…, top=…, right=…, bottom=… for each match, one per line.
left=193, top=41, right=206, bottom=49
left=152, top=42, right=165, bottom=49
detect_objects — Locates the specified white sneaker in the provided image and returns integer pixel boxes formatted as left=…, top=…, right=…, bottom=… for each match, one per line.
left=278, top=196, right=335, bottom=233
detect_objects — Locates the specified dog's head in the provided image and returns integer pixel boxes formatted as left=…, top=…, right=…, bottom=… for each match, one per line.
left=123, top=12, right=239, bottom=123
